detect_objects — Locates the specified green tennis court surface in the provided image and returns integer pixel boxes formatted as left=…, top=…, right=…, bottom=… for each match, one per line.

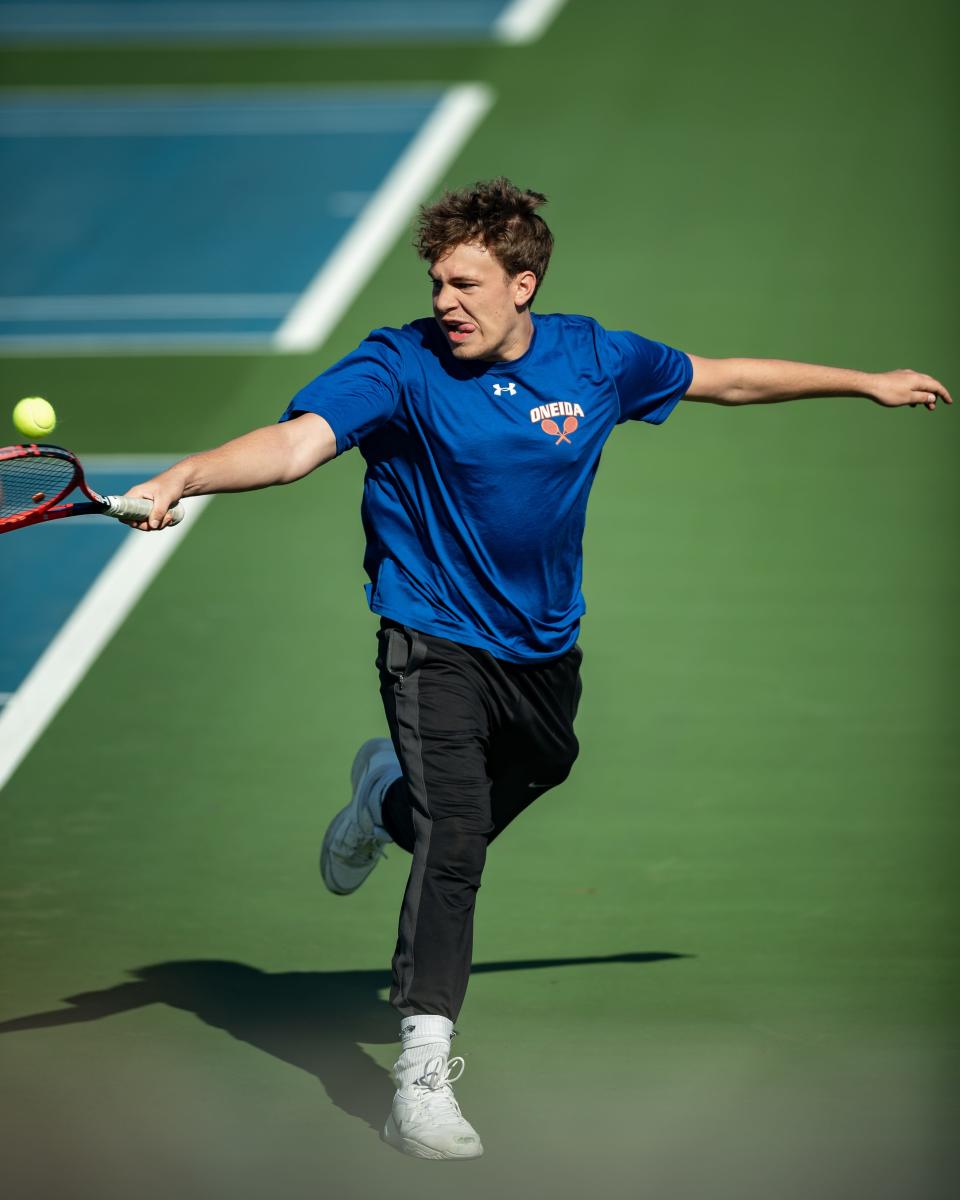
left=1, top=2, right=956, bottom=1196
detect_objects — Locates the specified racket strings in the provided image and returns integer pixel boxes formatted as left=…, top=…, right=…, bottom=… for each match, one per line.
left=0, top=454, right=77, bottom=519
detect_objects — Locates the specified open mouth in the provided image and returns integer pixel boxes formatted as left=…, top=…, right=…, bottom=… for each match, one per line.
left=443, top=321, right=476, bottom=344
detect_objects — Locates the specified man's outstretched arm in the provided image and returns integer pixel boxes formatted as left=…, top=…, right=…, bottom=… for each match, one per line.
left=123, top=412, right=337, bottom=530
left=684, top=357, right=952, bottom=412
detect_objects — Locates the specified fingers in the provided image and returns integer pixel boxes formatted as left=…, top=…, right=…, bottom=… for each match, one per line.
left=118, top=509, right=152, bottom=532
left=150, top=499, right=169, bottom=530
left=912, top=389, right=943, bottom=412
left=908, top=370, right=952, bottom=410
left=891, top=368, right=952, bottom=412
left=144, top=494, right=172, bottom=530
left=122, top=480, right=180, bottom=531
left=125, top=501, right=164, bottom=531
left=121, top=514, right=155, bottom=532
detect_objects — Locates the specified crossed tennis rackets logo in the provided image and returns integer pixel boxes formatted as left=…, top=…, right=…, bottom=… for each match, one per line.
left=529, top=401, right=585, bottom=446
left=541, top=415, right=578, bottom=444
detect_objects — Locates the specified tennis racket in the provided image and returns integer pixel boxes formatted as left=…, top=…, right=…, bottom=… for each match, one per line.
left=0, top=443, right=184, bottom=534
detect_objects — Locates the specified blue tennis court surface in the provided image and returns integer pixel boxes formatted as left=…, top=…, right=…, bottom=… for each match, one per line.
left=0, top=0, right=521, bottom=42
left=0, top=462, right=170, bottom=711
left=0, top=87, right=449, bottom=350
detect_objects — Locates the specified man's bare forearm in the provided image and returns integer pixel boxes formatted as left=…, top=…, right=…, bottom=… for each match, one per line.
left=685, top=356, right=952, bottom=411
left=166, top=421, right=329, bottom=496
left=696, top=359, right=874, bottom=405
left=124, top=413, right=336, bottom=530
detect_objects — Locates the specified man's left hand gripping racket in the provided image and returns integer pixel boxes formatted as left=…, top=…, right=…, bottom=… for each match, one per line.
left=0, top=444, right=184, bottom=534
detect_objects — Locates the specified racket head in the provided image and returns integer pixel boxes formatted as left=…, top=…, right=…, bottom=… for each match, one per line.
left=562, top=415, right=578, bottom=434
left=0, top=444, right=103, bottom=532
left=541, top=418, right=560, bottom=435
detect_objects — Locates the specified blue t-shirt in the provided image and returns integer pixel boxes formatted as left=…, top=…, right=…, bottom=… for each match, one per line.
left=280, top=312, right=691, bottom=662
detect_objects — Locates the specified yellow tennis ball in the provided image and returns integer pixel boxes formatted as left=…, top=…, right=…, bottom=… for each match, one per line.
left=13, top=396, right=57, bottom=440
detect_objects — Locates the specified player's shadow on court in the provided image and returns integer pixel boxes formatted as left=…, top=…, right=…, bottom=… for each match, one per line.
left=0, top=952, right=687, bottom=1132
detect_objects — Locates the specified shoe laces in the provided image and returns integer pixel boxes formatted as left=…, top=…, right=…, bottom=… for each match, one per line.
left=413, top=1055, right=466, bottom=1119
left=336, top=772, right=392, bottom=868
left=335, top=836, right=387, bottom=869
left=333, top=803, right=389, bottom=868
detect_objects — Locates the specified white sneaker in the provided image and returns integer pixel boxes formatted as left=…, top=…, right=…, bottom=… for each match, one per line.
left=320, top=738, right=398, bottom=895
left=382, top=1056, right=483, bottom=1160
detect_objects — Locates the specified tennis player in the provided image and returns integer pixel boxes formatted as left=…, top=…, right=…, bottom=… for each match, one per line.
left=127, top=178, right=951, bottom=1160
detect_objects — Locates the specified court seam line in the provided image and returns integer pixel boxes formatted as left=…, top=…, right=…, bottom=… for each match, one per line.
left=1, top=115, right=440, bottom=137
left=0, top=332, right=273, bottom=346
left=0, top=497, right=211, bottom=792
left=0, top=84, right=448, bottom=100
left=0, top=4, right=509, bottom=38
left=83, top=455, right=195, bottom=469
left=0, top=339, right=274, bottom=356
left=0, top=294, right=299, bottom=319
left=0, top=3, right=564, bottom=42
left=274, top=82, right=494, bottom=353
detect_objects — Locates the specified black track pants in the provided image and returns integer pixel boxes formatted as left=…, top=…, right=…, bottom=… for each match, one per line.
left=375, top=619, right=582, bottom=1021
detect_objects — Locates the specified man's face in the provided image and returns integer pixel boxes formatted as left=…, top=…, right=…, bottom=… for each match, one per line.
left=429, top=241, right=535, bottom=362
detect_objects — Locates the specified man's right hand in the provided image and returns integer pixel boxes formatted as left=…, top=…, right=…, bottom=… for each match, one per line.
left=122, top=469, right=186, bottom=531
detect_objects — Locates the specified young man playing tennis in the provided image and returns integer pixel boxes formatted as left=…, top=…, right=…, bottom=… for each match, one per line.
left=127, top=178, right=951, bottom=1161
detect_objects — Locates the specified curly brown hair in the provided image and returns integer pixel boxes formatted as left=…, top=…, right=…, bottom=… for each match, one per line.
left=414, top=177, right=554, bottom=302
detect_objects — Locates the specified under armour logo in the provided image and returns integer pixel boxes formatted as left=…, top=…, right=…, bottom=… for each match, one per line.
left=492, top=382, right=517, bottom=396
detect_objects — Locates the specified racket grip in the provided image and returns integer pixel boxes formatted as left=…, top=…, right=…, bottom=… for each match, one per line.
left=101, top=496, right=186, bottom=526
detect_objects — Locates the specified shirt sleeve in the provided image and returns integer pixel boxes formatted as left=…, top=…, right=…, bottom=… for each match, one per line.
left=278, top=328, right=402, bottom=454
left=602, top=327, right=693, bottom=425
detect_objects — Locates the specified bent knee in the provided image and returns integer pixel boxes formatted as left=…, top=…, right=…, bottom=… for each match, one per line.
left=539, top=736, right=580, bottom=789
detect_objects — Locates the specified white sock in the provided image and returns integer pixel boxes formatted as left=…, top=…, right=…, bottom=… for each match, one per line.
left=369, top=767, right=402, bottom=844
left=393, top=1015, right=453, bottom=1092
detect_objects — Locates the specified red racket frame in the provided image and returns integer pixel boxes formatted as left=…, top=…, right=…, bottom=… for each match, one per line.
left=0, top=443, right=142, bottom=533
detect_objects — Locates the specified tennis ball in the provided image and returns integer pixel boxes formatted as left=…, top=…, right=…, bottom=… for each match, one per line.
left=13, top=396, right=57, bottom=440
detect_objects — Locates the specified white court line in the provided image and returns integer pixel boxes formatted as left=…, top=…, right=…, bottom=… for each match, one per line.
left=495, top=0, right=569, bottom=43
left=0, top=496, right=210, bottom=792
left=274, top=83, right=494, bottom=353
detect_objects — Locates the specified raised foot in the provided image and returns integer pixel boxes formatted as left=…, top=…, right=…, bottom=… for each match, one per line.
left=320, top=738, right=398, bottom=895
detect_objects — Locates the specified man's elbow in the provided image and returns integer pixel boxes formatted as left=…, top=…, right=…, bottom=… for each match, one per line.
left=684, top=355, right=743, bottom=404
left=280, top=413, right=338, bottom=482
